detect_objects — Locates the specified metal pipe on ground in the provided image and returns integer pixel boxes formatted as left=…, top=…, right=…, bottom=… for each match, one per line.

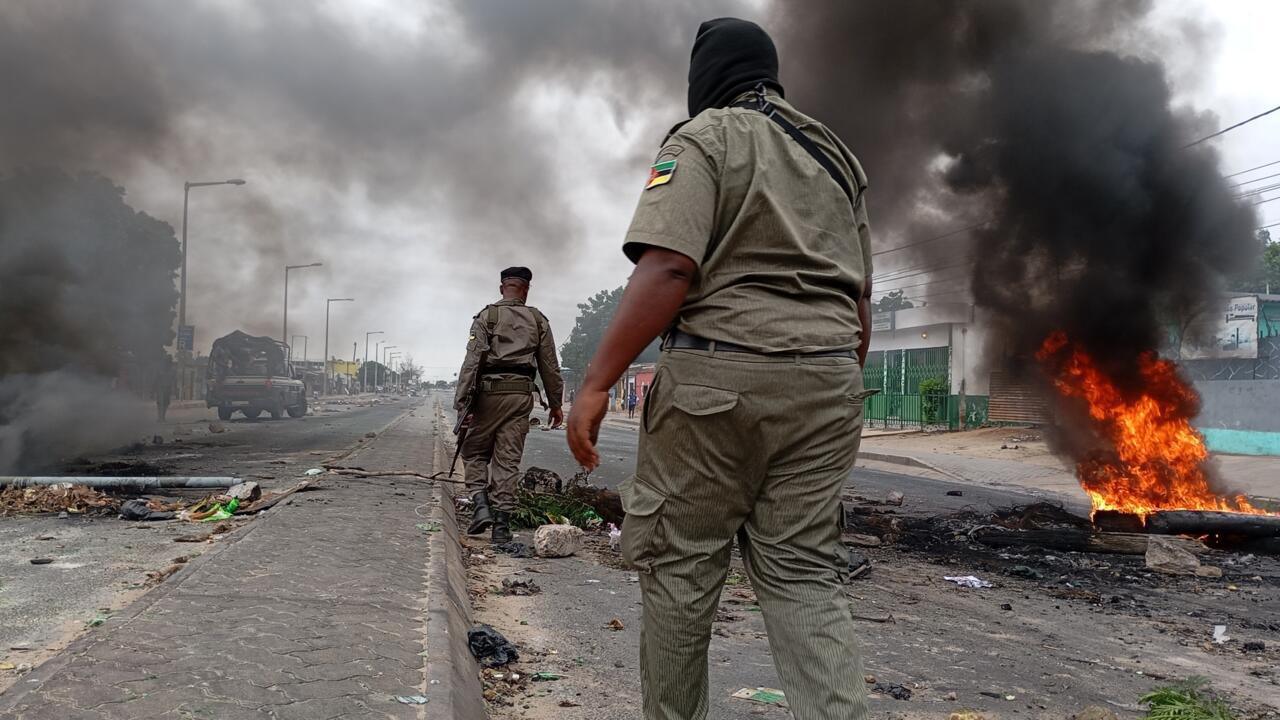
left=0, top=477, right=237, bottom=489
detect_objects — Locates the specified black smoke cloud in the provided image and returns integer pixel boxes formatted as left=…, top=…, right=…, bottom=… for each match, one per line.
left=0, top=0, right=749, bottom=471
left=771, top=1, right=1257, bottom=463
left=1, top=0, right=748, bottom=338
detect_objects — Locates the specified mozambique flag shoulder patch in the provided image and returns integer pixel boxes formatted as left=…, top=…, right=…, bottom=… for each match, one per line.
left=645, top=159, right=677, bottom=190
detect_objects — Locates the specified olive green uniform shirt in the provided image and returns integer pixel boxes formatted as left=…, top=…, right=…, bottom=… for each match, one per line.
left=454, top=298, right=564, bottom=410
left=623, top=91, right=872, bottom=353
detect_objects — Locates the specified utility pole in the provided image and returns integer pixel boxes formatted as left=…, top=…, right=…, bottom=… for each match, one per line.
left=179, top=178, right=246, bottom=345
left=364, top=330, right=383, bottom=393
left=382, top=346, right=397, bottom=393
left=323, top=298, right=354, bottom=395
left=283, top=262, right=322, bottom=349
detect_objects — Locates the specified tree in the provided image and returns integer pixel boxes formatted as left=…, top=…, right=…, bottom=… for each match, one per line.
left=560, top=287, right=661, bottom=372
left=0, top=169, right=180, bottom=377
left=397, top=355, right=423, bottom=385
left=871, top=289, right=915, bottom=313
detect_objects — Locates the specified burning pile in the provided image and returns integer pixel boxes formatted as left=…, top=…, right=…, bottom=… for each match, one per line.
left=1036, top=332, right=1270, bottom=519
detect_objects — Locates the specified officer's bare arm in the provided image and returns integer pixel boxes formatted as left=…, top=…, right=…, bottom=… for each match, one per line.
left=585, top=246, right=695, bottom=391
left=567, top=246, right=695, bottom=469
left=856, top=276, right=872, bottom=367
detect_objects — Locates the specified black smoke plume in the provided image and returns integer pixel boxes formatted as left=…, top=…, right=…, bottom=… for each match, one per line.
left=772, top=1, right=1258, bottom=454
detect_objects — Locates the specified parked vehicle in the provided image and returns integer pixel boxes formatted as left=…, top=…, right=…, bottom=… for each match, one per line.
left=206, top=331, right=307, bottom=421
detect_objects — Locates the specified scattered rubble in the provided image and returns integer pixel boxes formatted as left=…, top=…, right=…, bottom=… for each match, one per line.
left=604, top=618, right=625, bottom=631
left=225, top=481, right=261, bottom=502
left=944, top=575, right=993, bottom=588
left=534, top=524, right=583, bottom=557
left=499, top=578, right=541, bottom=596
left=1145, top=536, right=1204, bottom=575
left=731, top=687, right=787, bottom=706
left=872, top=682, right=913, bottom=700
left=1, top=484, right=119, bottom=516
left=119, top=499, right=176, bottom=521
left=468, top=624, right=519, bottom=667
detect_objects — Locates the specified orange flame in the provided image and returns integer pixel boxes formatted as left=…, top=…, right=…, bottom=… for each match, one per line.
left=1035, top=331, right=1270, bottom=518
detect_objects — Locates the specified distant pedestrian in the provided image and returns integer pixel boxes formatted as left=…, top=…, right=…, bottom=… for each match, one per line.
left=567, top=18, right=874, bottom=720
left=627, top=388, right=638, bottom=418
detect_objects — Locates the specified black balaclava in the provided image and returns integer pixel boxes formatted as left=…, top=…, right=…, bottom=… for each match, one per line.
left=687, top=18, right=784, bottom=118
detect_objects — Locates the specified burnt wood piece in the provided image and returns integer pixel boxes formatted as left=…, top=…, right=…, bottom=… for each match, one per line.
left=1092, top=510, right=1146, bottom=534
left=1147, top=510, right=1280, bottom=538
left=973, top=527, right=1207, bottom=555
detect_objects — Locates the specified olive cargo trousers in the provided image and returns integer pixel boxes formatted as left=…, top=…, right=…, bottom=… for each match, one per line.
left=461, top=390, right=534, bottom=512
left=619, top=348, right=869, bottom=720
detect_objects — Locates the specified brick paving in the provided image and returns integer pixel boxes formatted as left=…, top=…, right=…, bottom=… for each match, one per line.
left=2, top=408, right=440, bottom=720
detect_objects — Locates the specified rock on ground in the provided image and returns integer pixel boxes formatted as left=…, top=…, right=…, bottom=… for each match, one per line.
left=1145, top=535, right=1201, bottom=575
left=534, top=524, right=583, bottom=558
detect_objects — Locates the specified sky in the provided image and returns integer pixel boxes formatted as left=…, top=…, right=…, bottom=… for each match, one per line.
left=5, top=0, right=1277, bottom=383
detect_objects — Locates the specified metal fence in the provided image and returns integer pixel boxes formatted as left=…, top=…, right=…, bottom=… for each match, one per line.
left=863, top=392, right=990, bottom=431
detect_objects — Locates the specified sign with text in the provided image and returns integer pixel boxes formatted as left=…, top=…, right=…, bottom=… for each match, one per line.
left=871, top=311, right=894, bottom=333
left=1180, top=296, right=1258, bottom=360
left=177, top=325, right=195, bottom=353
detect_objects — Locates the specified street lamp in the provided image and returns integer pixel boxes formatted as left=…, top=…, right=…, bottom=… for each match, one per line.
left=382, top=345, right=397, bottom=393
left=323, top=298, right=354, bottom=395
left=283, top=262, right=322, bottom=348
left=389, top=352, right=402, bottom=393
left=363, top=331, right=384, bottom=393
left=291, top=335, right=308, bottom=368
left=178, top=178, right=246, bottom=345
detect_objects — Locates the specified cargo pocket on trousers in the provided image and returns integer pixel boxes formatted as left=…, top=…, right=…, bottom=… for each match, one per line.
left=672, top=384, right=740, bottom=417
left=619, top=475, right=667, bottom=574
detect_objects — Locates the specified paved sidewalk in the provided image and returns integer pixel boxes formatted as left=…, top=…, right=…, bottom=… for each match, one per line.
left=861, top=427, right=1280, bottom=503
left=1, top=409, right=440, bottom=719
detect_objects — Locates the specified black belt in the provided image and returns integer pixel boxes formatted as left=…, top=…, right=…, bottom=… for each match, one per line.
left=481, top=366, right=535, bottom=379
left=663, top=330, right=856, bottom=359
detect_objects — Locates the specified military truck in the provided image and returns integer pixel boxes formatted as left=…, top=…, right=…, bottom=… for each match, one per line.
left=206, top=331, right=307, bottom=421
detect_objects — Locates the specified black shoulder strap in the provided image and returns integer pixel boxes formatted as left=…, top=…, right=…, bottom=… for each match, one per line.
left=732, top=89, right=861, bottom=208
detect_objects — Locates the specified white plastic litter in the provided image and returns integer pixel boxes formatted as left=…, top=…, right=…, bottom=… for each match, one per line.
left=608, top=523, right=622, bottom=550
left=943, top=575, right=993, bottom=589
left=1212, top=625, right=1229, bottom=644
left=303, top=468, right=324, bottom=476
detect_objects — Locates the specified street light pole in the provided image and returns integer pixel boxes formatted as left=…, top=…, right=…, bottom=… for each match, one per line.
left=382, top=346, right=397, bottom=393
left=323, top=298, right=354, bottom=395
left=283, top=262, right=322, bottom=349
left=178, top=178, right=246, bottom=344
left=364, top=331, right=384, bottom=393
left=389, top=352, right=401, bottom=392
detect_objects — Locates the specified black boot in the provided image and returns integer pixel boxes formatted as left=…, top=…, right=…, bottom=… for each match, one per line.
left=491, top=511, right=513, bottom=544
left=467, top=492, right=493, bottom=535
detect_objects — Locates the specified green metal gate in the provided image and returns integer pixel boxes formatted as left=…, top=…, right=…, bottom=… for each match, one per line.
left=862, top=347, right=953, bottom=430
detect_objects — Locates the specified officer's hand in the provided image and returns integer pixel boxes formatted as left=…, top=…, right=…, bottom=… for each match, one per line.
left=566, top=390, right=608, bottom=471
left=548, top=406, right=564, bottom=429
left=461, top=413, right=474, bottom=429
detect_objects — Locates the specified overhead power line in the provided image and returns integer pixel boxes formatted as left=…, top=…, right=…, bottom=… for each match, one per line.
left=1225, top=158, right=1280, bottom=179
left=1253, top=195, right=1280, bottom=207
left=872, top=221, right=989, bottom=258
left=1258, top=220, right=1280, bottom=231
left=1183, top=103, right=1280, bottom=149
left=1230, top=171, right=1280, bottom=189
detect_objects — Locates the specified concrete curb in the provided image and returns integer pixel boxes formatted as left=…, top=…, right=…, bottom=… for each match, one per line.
left=423, top=413, right=486, bottom=720
left=857, top=450, right=969, bottom=482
